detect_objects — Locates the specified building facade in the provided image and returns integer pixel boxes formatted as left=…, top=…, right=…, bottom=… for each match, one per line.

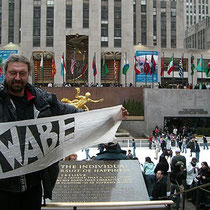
left=185, top=16, right=210, bottom=50
left=184, top=0, right=210, bottom=30
left=0, top=0, right=209, bottom=87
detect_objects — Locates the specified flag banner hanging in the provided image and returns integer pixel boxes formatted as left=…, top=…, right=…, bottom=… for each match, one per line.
left=61, top=53, right=66, bottom=76
left=178, top=57, right=184, bottom=77
left=191, top=56, right=195, bottom=76
left=196, top=57, right=205, bottom=72
left=135, top=51, right=158, bottom=83
left=167, top=56, right=175, bottom=75
left=40, top=54, right=44, bottom=78
left=0, top=105, right=122, bottom=179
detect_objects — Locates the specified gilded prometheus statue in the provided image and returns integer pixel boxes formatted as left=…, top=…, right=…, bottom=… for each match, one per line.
left=61, top=88, right=104, bottom=111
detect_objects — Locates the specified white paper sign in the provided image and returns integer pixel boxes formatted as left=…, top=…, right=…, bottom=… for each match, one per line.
left=0, top=105, right=122, bottom=178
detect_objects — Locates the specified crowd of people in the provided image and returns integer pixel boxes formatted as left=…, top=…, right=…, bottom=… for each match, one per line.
left=139, top=125, right=210, bottom=209
left=68, top=135, right=209, bottom=209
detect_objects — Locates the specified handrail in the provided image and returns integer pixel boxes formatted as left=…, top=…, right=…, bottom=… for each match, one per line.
left=45, top=200, right=174, bottom=208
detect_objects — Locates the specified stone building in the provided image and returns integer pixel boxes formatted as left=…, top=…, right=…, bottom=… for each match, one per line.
left=0, top=0, right=209, bottom=87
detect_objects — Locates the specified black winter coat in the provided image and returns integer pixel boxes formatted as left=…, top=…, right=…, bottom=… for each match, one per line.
left=0, top=82, right=79, bottom=199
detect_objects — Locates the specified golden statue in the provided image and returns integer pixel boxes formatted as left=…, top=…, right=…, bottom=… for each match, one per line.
left=61, top=88, right=104, bottom=111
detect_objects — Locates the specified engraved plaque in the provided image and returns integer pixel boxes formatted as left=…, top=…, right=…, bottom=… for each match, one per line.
left=52, top=160, right=149, bottom=202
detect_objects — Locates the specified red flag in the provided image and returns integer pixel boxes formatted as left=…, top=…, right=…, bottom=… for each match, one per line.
left=150, top=54, right=156, bottom=75
left=51, top=57, right=57, bottom=78
left=161, top=56, right=164, bottom=77
left=70, top=54, right=76, bottom=75
left=134, top=55, right=140, bottom=74
left=114, top=56, right=117, bottom=80
left=144, top=55, right=150, bottom=74
left=81, top=62, right=88, bottom=79
left=92, top=55, right=97, bottom=76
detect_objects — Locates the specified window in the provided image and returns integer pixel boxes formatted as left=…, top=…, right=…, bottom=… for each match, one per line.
left=66, top=0, right=72, bottom=28
left=101, top=0, right=108, bottom=47
left=83, top=0, right=89, bottom=28
left=8, top=1, right=14, bottom=42
left=114, top=0, right=121, bottom=47
left=33, top=0, right=41, bottom=47
left=46, top=0, right=54, bottom=47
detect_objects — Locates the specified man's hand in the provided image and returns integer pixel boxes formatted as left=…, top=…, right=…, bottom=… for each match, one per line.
left=121, top=107, right=129, bottom=120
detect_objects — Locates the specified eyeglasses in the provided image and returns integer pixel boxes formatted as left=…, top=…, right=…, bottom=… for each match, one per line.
left=8, top=71, right=28, bottom=77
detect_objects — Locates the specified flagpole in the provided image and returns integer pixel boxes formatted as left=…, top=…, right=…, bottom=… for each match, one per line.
left=191, top=54, right=194, bottom=87
left=172, top=53, right=174, bottom=86
left=152, top=52, right=154, bottom=89
left=134, top=55, right=136, bottom=87
left=182, top=53, right=184, bottom=87
left=42, top=53, right=44, bottom=86
left=63, top=53, right=65, bottom=86
left=94, top=52, right=96, bottom=86
left=73, top=52, right=75, bottom=86
left=162, top=52, right=164, bottom=86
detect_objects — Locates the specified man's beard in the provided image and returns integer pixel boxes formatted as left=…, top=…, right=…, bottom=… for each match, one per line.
left=9, top=80, right=25, bottom=93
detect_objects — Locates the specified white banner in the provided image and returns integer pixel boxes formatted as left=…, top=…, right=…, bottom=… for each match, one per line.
left=0, top=105, right=122, bottom=179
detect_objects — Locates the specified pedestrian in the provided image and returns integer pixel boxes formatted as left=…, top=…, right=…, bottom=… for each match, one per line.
left=203, top=136, right=209, bottom=150
left=143, top=157, right=155, bottom=196
left=194, top=140, right=200, bottom=162
left=151, top=170, right=167, bottom=200
left=127, top=149, right=133, bottom=159
left=189, top=138, right=195, bottom=157
left=132, top=139, right=136, bottom=157
left=154, top=138, right=160, bottom=160
left=94, top=142, right=129, bottom=160
left=85, top=148, right=91, bottom=160
left=186, top=157, right=199, bottom=202
left=154, top=155, right=169, bottom=183
left=171, top=148, right=186, bottom=171
left=170, top=161, right=186, bottom=210
left=149, top=135, right=153, bottom=150
left=182, top=136, right=187, bottom=153
left=196, top=162, right=210, bottom=209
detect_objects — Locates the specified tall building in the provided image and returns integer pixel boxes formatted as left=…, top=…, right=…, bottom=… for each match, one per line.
left=134, top=0, right=184, bottom=49
left=184, top=0, right=210, bottom=30
left=0, top=0, right=209, bottom=87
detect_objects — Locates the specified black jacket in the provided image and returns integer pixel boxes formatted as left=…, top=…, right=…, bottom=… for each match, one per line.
left=151, top=178, right=167, bottom=200
left=0, top=82, right=79, bottom=199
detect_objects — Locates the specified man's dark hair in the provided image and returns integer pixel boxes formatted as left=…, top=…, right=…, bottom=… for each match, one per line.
left=4, top=55, right=33, bottom=73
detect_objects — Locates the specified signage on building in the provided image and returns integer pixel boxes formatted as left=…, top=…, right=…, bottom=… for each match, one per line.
left=135, top=51, right=158, bottom=83
left=178, top=109, right=208, bottom=115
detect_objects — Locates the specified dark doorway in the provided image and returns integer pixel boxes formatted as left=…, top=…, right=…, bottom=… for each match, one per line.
left=164, top=117, right=210, bottom=135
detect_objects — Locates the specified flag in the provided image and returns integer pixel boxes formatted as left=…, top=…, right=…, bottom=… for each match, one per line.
left=178, top=57, right=184, bottom=77
left=102, top=56, right=109, bottom=77
left=51, top=57, right=57, bottom=78
left=40, top=54, right=44, bottom=78
left=92, top=54, right=97, bottom=76
left=161, top=55, right=164, bottom=77
left=196, top=57, right=205, bottom=72
left=81, top=61, right=88, bottom=79
left=144, top=55, right=150, bottom=74
left=70, top=54, right=76, bottom=75
left=61, top=53, right=66, bottom=76
left=0, top=56, right=2, bottom=76
left=134, top=55, right=140, bottom=74
left=150, top=53, right=156, bottom=75
left=204, top=60, right=210, bottom=77
left=191, top=56, right=195, bottom=76
left=167, top=56, right=174, bottom=75
left=114, top=56, right=117, bottom=80
left=122, top=57, right=129, bottom=75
